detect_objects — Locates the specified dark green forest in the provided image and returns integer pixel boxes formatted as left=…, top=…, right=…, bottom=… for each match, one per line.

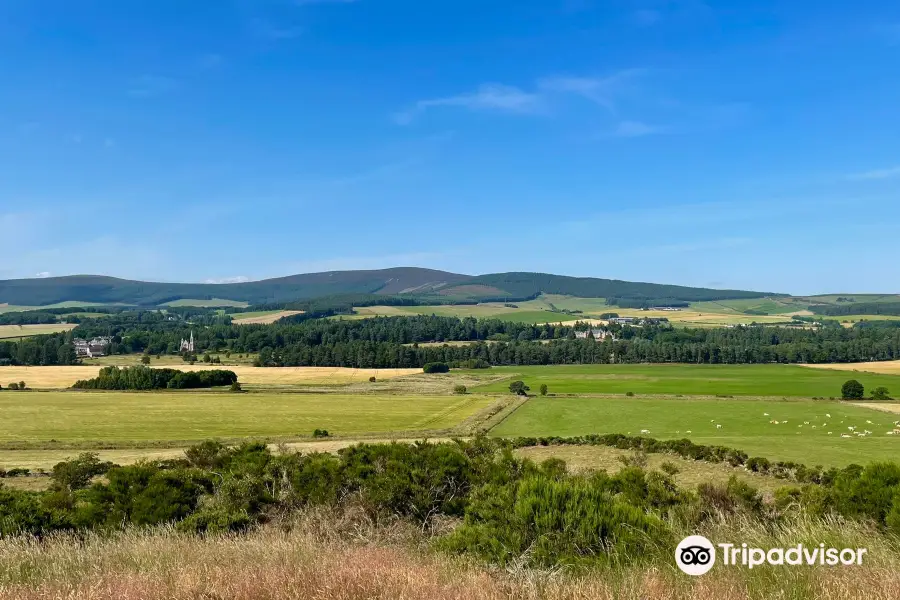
left=2, top=313, right=899, bottom=367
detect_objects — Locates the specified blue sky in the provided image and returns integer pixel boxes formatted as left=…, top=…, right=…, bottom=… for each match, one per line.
left=1, top=0, right=898, bottom=294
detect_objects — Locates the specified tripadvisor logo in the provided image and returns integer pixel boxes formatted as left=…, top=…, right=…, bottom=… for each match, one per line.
left=675, top=536, right=868, bottom=576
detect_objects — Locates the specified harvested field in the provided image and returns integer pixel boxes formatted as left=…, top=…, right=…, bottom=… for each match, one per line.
left=231, top=310, right=304, bottom=324
left=802, top=361, right=900, bottom=375
left=0, top=323, right=77, bottom=340
left=0, top=366, right=420, bottom=389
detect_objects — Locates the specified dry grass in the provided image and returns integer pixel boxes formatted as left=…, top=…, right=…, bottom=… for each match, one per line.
left=0, top=512, right=899, bottom=599
left=232, top=310, right=305, bottom=325
left=849, top=402, right=900, bottom=414
left=0, top=324, right=77, bottom=340
left=802, top=361, right=900, bottom=375
left=0, top=366, right=421, bottom=389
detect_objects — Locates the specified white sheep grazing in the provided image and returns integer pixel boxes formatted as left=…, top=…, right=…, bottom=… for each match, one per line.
left=804, top=421, right=810, bottom=425
left=867, top=420, right=873, bottom=425
left=716, top=424, right=722, bottom=429
left=841, top=434, right=851, bottom=438
left=640, top=429, right=650, bottom=434
left=812, top=425, right=817, bottom=429
left=763, top=412, right=769, bottom=416
left=827, top=432, right=832, bottom=435
left=848, top=426, right=856, bottom=431
left=826, top=413, right=831, bottom=418
left=686, top=430, right=692, bottom=434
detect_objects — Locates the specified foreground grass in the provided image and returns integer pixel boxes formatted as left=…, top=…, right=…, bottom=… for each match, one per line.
left=0, top=391, right=494, bottom=447
left=0, top=511, right=898, bottom=600
left=471, top=364, right=900, bottom=397
left=492, top=396, right=900, bottom=466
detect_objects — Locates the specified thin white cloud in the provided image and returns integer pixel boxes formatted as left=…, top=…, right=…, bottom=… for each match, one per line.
left=538, top=69, right=644, bottom=112
left=847, top=166, right=900, bottom=181
left=34, top=271, right=51, bottom=278
left=394, top=84, right=543, bottom=124
left=204, top=276, right=251, bottom=284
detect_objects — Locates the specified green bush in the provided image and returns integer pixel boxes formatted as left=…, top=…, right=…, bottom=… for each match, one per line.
left=423, top=362, right=450, bottom=374
left=872, top=386, right=892, bottom=400
left=539, top=384, right=548, bottom=396
left=313, top=428, right=330, bottom=438
left=442, top=475, right=670, bottom=567
left=508, top=381, right=529, bottom=396
left=453, top=384, right=467, bottom=394
left=842, top=379, right=864, bottom=400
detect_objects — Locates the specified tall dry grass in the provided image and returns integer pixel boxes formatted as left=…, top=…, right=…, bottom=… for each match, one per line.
left=1, top=509, right=899, bottom=600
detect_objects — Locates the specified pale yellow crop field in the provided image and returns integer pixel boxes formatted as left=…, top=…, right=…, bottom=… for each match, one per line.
left=802, top=361, right=900, bottom=375
left=0, top=365, right=421, bottom=389
left=0, top=324, right=78, bottom=340
left=232, top=310, right=305, bottom=324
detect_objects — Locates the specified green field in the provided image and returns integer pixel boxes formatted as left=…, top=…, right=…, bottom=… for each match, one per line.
left=354, top=304, right=573, bottom=324
left=0, top=391, right=495, bottom=446
left=0, top=323, right=78, bottom=340
left=471, top=364, right=900, bottom=397
left=160, top=298, right=250, bottom=308
left=493, top=396, right=900, bottom=466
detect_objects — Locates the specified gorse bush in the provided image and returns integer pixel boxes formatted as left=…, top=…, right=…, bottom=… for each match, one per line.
left=5, top=436, right=900, bottom=568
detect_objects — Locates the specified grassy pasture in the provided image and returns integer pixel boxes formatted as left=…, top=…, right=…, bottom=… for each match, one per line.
left=0, top=323, right=78, bottom=340
left=0, top=391, right=494, bottom=448
left=515, top=445, right=788, bottom=491
left=0, top=365, right=420, bottom=389
left=471, top=364, right=900, bottom=397
left=492, top=396, right=900, bottom=466
left=0, top=301, right=125, bottom=314
left=353, top=304, right=573, bottom=324
left=160, top=298, right=250, bottom=308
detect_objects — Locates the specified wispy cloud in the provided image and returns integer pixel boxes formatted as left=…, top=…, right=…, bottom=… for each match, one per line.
left=127, top=75, right=177, bottom=98
left=394, top=84, right=543, bottom=124
left=847, top=165, right=900, bottom=181
left=203, top=276, right=251, bottom=284
left=34, top=271, right=51, bottom=279
left=538, top=69, right=644, bottom=113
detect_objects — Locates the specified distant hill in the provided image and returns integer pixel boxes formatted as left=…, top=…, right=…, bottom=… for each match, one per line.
left=0, top=268, right=777, bottom=307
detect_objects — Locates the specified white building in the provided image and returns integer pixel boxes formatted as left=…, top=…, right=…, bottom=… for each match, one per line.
left=179, top=331, right=195, bottom=353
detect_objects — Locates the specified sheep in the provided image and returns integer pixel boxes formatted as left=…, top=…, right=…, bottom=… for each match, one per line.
left=716, top=424, right=722, bottom=429
left=640, top=429, right=651, bottom=434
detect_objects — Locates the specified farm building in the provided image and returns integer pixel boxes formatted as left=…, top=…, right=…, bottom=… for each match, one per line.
left=574, top=329, right=616, bottom=341
left=73, top=336, right=112, bottom=358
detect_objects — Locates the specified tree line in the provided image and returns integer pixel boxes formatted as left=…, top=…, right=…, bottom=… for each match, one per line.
left=2, top=313, right=899, bottom=367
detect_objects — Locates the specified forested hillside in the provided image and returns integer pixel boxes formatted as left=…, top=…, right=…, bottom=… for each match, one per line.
left=0, top=269, right=773, bottom=307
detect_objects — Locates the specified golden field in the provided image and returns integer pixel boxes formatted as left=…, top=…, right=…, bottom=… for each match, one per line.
left=802, top=360, right=900, bottom=375
left=0, top=365, right=421, bottom=389
left=231, top=310, right=305, bottom=324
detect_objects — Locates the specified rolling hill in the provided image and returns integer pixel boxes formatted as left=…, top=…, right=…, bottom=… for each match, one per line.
left=0, top=268, right=777, bottom=308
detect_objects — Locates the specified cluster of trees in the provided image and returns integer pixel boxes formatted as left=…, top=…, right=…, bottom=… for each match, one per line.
left=841, top=379, right=892, bottom=400
left=4, top=437, right=900, bottom=568
left=72, top=366, right=237, bottom=390
left=810, top=302, right=900, bottom=317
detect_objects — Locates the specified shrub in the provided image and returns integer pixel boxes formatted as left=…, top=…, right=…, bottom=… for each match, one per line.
left=453, top=385, right=467, bottom=394
left=442, top=475, right=670, bottom=567
left=509, top=381, right=529, bottom=396
left=625, top=391, right=635, bottom=397
left=872, top=386, right=892, bottom=400
left=368, top=376, right=376, bottom=382
left=312, top=428, right=330, bottom=438
left=660, top=461, right=680, bottom=476
left=51, top=453, right=112, bottom=491
left=140, top=355, right=151, bottom=365
left=229, top=381, right=242, bottom=392
left=423, top=362, right=450, bottom=374
left=539, top=384, right=548, bottom=396
left=842, top=379, right=864, bottom=400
